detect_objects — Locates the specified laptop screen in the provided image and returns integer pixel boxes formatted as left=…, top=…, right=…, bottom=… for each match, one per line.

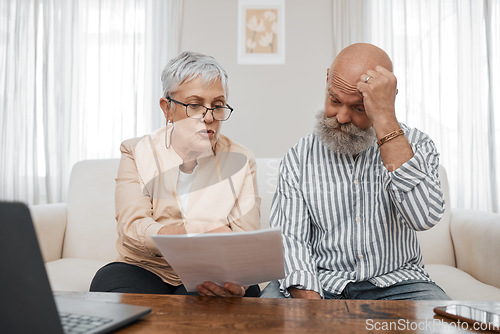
left=0, top=202, right=64, bottom=333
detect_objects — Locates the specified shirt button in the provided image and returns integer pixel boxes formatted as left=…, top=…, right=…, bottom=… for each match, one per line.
left=356, top=217, right=361, bottom=222
left=358, top=254, right=364, bottom=260
left=354, top=179, right=359, bottom=185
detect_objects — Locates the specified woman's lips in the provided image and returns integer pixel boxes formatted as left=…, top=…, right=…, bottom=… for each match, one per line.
left=197, top=129, right=215, bottom=139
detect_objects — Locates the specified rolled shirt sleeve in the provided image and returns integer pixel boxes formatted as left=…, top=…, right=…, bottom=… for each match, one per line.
left=385, top=128, right=445, bottom=231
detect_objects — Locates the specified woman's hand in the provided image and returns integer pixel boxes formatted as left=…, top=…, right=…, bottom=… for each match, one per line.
left=197, top=281, right=246, bottom=297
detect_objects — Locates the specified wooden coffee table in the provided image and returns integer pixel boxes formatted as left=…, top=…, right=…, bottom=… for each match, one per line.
left=57, top=292, right=500, bottom=333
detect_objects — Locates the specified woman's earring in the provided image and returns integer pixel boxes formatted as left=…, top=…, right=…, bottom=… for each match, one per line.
left=166, top=119, right=174, bottom=149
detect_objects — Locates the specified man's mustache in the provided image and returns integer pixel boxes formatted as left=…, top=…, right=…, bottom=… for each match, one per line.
left=321, top=116, right=359, bottom=135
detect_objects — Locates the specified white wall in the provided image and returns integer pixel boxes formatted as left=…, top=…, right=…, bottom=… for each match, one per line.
left=180, top=0, right=333, bottom=158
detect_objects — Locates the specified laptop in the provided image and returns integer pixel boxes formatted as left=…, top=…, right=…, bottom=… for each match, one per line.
left=0, top=202, right=151, bottom=334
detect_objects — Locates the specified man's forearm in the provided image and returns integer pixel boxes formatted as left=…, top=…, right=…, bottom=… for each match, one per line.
left=289, top=287, right=322, bottom=299
left=373, top=118, right=414, bottom=172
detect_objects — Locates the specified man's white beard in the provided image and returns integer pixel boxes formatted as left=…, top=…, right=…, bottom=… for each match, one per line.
left=315, top=110, right=376, bottom=155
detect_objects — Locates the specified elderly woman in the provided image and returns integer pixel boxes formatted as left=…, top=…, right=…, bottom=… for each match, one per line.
left=90, top=51, right=261, bottom=297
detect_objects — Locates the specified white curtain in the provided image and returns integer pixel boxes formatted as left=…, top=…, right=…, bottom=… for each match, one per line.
left=0, top=0, right=183, bottom=204
left=332, top=0, right=500, bottom=212
left=332, top=0, right=370, bottom=55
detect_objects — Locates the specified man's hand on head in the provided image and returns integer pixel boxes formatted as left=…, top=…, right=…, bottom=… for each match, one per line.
left=356, top=65, right=413, bottom=171
left=356, top=66, right=399, bottom=132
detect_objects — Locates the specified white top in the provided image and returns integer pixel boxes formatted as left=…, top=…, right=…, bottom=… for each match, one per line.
left=177, top=166, right=197, bottom=216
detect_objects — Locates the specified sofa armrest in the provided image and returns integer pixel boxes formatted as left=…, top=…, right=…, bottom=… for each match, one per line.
left=450, top=208, right=500, bottom=289
left=29, top=203, right=67, bottom=263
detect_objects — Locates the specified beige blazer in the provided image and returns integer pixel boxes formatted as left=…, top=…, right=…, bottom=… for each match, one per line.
left=115, top=126, right=261, bottom=285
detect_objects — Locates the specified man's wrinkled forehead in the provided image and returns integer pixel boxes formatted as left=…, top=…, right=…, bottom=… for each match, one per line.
left=330, top=70, right=363, bottom=97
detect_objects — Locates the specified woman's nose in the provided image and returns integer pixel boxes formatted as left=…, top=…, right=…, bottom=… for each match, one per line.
left=203, top=109, right=214, bottom=123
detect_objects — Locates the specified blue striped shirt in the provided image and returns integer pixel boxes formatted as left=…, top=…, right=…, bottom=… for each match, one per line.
left=271, top=124, right=445, bottom=298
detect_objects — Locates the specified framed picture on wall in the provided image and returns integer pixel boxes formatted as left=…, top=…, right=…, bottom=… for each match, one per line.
left=237, top=0, right=285, bottom=64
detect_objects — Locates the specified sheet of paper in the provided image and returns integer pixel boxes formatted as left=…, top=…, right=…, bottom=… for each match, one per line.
left=152, top=228, right=285, bottom=292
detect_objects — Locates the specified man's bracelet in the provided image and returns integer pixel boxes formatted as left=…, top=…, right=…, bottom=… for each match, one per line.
left=377, top=128, right=405, bottom=147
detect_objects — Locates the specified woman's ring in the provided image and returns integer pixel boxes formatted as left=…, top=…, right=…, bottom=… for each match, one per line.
left=364, top=76, right=372, bottom=83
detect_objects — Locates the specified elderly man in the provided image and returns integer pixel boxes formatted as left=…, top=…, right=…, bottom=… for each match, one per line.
left=262, top=43, right=450, bottom=300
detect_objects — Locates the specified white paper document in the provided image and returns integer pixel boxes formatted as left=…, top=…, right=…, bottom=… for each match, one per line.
left=152, top=228, right=285, bottom=292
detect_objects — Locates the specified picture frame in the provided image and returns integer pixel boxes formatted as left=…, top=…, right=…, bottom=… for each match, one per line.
left=237, top=0, right=285, bottom=64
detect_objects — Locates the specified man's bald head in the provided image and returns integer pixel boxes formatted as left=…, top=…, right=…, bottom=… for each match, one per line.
left=328, top=43, right=393, bottom=91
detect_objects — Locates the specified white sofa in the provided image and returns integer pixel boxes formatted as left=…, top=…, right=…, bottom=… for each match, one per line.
left=30, top=158, right=500, bottom=299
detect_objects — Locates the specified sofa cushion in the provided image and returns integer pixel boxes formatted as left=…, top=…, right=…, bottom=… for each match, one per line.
left=46, top=258, right=108, bottom=292
left=29, top=203, right=67, bottom=262
left=426, top=264, right=500, bottom=300
left=64, top=159, right=121, bottom=261
left=451, top=208, right=500, bottom=289
left=256, top=158, right=280, bottom=229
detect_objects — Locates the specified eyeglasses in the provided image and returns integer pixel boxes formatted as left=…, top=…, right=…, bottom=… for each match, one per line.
left=167, top=97, right=233, bottom=121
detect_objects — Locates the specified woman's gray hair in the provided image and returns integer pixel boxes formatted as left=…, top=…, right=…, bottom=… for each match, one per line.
left=161, top=51, right=229, bottom=99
